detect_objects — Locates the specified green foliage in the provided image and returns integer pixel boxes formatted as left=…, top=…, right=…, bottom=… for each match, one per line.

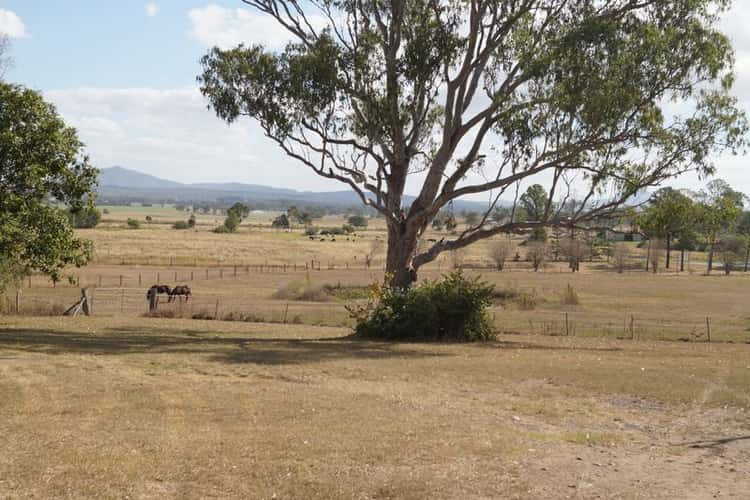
left=126, top=218, right=141, bottom=229
left=188, top=214, right=196, bottom=228
left=342, top=224, right=355, bottom=234
left=173, top=220, right=190, bottom=230
left=636, top=188, right=695, bottom=241
left=198, top=0, right=747, bottom=287
left=304, top=226, right=319, bottom=236
left=67, top=206, right=101, bottom=229
left=272, top=213, right=290, bottom=229
left=213, top=224, right=231, bottom=234
left=223, top=212, right=241, bottom=233
left=349, top=272, right=496, bottom=342
left=347, top=214, right=368, bottom=227
left=0, top=82, right=96, bottom=290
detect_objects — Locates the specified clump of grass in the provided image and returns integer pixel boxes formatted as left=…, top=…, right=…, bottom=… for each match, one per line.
left=322, top=283, right=370, bottom=301
left=273, top=273, right=329, bottom=302
left=491, top=287, right=539, bottom=310
left=560, top=284, right=581, bottom=306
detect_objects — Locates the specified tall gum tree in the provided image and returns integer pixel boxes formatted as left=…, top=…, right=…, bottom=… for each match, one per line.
left=199, top=0, right=747, bottom=288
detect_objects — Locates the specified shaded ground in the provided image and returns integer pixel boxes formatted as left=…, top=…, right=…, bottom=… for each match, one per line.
left=1, top=316, right=748, bottom=499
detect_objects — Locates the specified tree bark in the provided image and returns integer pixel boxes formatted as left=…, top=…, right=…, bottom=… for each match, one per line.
left=707, top=246, right=714, bottom=274
left=744, top=242, right=749, bottom=272
left=680, top=249, right=685, bottom=272
left=665, top=234, right=671, bottom=269
left=385, top=223, right=419, bottom=289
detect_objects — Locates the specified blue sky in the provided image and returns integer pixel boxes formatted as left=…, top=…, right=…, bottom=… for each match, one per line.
left=2, top=2, right=750, bottom=197
left=3, top=1, right=207, bottom=89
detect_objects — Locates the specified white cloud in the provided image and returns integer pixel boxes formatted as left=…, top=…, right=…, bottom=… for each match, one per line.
left=188, top=4, right=325, bottom=50
left=145, top=3, right=160, bottom=17
left=0, top=9, right=26, bottom=39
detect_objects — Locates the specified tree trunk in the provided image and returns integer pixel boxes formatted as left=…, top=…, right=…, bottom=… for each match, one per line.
left=707, top=245, right=714, bottom=274
left=744, top=242, right=749, bottom=272
left=645, top=240, right=651, bottom=272
left=665, top=234, right=671, bottom=269
left=680, top=249, right=685, bottom=272
left=385, top=224, right=419, bottom=289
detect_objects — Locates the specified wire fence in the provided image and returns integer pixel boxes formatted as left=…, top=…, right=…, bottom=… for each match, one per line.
left=3, top=285, right=748, bottom=344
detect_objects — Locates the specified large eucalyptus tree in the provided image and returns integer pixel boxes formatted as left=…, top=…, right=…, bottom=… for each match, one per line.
left=199, top=0, right=746, bottom=288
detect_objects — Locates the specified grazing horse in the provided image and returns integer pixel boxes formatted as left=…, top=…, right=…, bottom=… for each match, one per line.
left=146, top=284, right=171, bottom=301
left=169, top=285, right=192, bottom=303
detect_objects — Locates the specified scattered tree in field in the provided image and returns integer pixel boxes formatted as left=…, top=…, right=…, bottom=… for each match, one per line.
left=694, top=180, right=745, bottom=273
left=67, top=206, right=101, bottom=229
left=637, top=188, right=694, bottom=269
left=519, top=184, right=549, bottom=242
left=612, top=243, right=628, bottom=273
left=216, top=202, right=250, bottom=233
left=145, top=215, right=153, bottom=223
left=559, top=237, right=588, bottom=272
left=197, top=0, right=746, bottom=289
left=489, top=239, right=512, bottom=271
left=0, top=81, right=97, bottom=290
left=715, top=236, right=743, bottom=274
left=272, top=213, right=290, bottom=229
left=648, top=238, right=664, bottom=273
left=347, top=214, right=368, bottom=228
left=526, top=242, right=547, bottom=272
left=173, top=220, right=190, bottom=230
left=188, top=213, right=197, bottom=228
left=126, top=218, right=141, bottom=229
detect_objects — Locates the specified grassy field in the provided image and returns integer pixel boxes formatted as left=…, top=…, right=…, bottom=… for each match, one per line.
left=0, top=316, right=748, bottom=498
left=2, top=218, right=750, bottom=498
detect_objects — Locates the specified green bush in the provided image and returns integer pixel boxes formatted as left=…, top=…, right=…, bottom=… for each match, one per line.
left=304, top=226, right=319, bottom=236
left=349, top=272, right=496, bottom=342
left=173, top=220, right=190, bottom=230
left=126, top=218, right=141, bottom=229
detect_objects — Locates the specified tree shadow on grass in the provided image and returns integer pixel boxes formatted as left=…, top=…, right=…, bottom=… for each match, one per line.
left=0, top=327, right=448, bottom=366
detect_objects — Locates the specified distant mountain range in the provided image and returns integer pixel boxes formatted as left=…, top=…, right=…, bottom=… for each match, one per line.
left=97, top=166, right=652, bottom=212
left=96, top=166, right=495, bottom=212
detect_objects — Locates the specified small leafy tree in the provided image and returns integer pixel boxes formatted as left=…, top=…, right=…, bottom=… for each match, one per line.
left=526, top=241, right=547, bottom=272
left=173, top=220, right=190, bottom=230
left=347, top=214, right=368, bottom=228
left=694, top=180, right=745, bottom=273
left=188, top=213, right=197, bottom=228
left=636, top=188, right=694, bottom=269
left=0, top=82, right=97, bottom=291
left=67, top=206, right=101, bottom=229
left=488, top=239, right=512, bottom=271
left=272, top=213, right=290, bottom=229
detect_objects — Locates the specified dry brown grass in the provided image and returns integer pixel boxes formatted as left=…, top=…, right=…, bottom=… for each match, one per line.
left=0, top=316, right=748, bottom=498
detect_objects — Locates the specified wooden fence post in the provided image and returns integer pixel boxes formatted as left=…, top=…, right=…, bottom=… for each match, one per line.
left=629, top=315, right=635, bottom=340
left=15, top=290, right=20, bottom=314
left=565, top=312, right=569, bottom=336
left=706, top=317, right=711, bottom=343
